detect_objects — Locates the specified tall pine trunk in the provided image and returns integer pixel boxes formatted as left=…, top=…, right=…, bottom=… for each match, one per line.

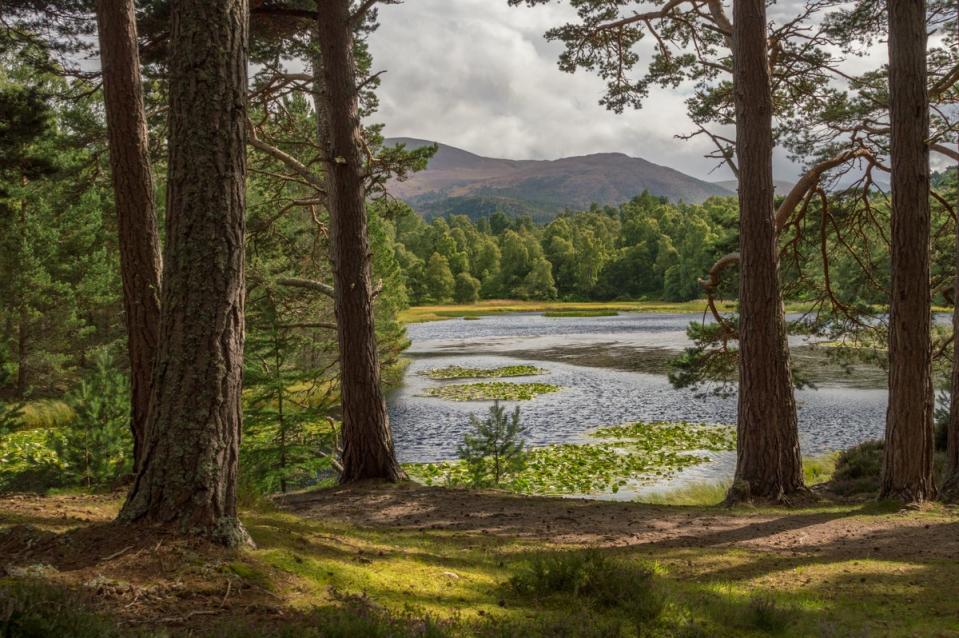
left=118, top=0, right=251, bottom=546
left=94, top=0, right=163, bottom=472
left=946, top=210, right=959, bottom=498
left=313, top=2, right=404, bottom=482
left=728, top=0, right=805, bottom=503
left=947, top=140, right=959, bottom=499
left=882, top=0, right=935, bottom=502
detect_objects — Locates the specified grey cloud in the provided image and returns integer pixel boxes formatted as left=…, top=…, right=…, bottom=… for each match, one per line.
left=367, top=1, right=887, bottom=183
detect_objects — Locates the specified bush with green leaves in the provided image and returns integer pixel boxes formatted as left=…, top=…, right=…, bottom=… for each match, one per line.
left=828, top=440, right=883, bottom=496
left=50, top=351, right=132, bottom=488
left=457, top=401, right=527, bottom=487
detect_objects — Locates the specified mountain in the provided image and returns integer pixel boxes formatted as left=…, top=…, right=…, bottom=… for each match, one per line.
left=711, top=179, right=796, bottom=197
left=385, top=138, right=735, bottom=221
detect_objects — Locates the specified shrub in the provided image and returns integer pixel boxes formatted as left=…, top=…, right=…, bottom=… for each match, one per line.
left=509, top=550, right=665, bottom=624
left=50, top=351, right=132, bottom=488
left=745, top=595, right=791, bottom=634
left=457, top=401, right=526, bottom=487
left=829, top=440, right=883, bottom=496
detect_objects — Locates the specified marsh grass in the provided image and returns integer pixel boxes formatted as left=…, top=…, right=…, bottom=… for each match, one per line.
left=398, top=299, right=815, bottom=324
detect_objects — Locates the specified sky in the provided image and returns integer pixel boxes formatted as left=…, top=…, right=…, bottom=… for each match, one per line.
left=366, top=0, right=888, bottom=183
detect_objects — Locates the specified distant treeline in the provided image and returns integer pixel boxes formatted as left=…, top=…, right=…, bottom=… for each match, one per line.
left=394, top=192, right=740, bottom=304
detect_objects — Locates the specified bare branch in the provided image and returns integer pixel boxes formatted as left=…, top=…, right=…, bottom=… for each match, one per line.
left=277, top=277, right=335, bottom=299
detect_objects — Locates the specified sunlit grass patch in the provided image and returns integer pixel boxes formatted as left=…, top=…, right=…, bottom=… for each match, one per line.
left=17, top=400, right=74, bottom=430
left=638, top=480, right=731, bottom=506
left=421, top=382, right=560, bottom=402
left=637, top=454, right=839, bottom=506
left=802, top=453, right=837, bottom=486
left=420, top=365, right=546, bottom=380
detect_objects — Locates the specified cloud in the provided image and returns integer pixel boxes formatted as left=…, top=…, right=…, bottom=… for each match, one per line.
left=367, top=0, right=735, bottom=181
left=366, top=1, right=889, bottom=183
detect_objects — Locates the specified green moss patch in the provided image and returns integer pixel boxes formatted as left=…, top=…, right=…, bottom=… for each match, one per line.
left=420, top=365, right=546, bottom=380
left=421, top=382, right=560, bottom=401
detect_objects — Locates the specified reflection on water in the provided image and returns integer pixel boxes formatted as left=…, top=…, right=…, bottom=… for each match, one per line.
left=387, top=312, right=888, bottom=495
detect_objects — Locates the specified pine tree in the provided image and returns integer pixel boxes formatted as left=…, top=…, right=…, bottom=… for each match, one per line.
left=458, top=401, right=527, bottom=487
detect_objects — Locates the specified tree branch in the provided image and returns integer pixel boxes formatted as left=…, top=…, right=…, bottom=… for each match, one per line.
left=277, top=277, right=335, bottom=299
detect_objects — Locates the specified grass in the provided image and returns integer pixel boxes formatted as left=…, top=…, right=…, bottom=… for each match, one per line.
left=420, top=365, right=546, bottom=380
left=406, top=421, right=736, bottom=495
left=17, top=400, right=74, bottom=430
left=637, top=454, right=842, bottom=506
left=421, top=382, right=560, bottom=402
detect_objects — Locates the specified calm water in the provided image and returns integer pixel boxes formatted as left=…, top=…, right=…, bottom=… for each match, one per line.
left=387, top=312, right=888, bottom=495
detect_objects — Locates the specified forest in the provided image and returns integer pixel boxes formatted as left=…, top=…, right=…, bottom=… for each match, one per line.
left=0, top=0, right=958, bottom=637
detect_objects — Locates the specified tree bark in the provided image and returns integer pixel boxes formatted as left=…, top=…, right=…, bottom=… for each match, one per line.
left=881, top=0, right=936, bottom=503
left=946, top=209, right=959, bottom=499
left=313, top=1, right=405, bottom=482
left=94, top=0, right=163, bottom=472
left=943, top=10, right=959, bottom=503
left=118, top=0, right=252, bottom=546
left=727, top=0, right=805, bottom=503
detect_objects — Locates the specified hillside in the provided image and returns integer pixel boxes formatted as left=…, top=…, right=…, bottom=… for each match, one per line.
left=386, top=137, right=735, bottom=220
left=712, top=178, right=796, bottom=197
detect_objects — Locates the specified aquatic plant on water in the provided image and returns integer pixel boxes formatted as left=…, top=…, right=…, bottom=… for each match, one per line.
left=420, top=365, right=547, bottom=380
left=405, top=420, right=736, bottom=495
left=422, top=382, right=560, bottom=401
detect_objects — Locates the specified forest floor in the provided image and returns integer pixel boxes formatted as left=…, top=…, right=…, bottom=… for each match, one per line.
left=1, top=484, right=958, bottom=637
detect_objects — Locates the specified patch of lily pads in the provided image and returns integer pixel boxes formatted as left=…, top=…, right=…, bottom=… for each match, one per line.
left=422, top=381, right=560, bottom=401
left=405, top=420, right=736, bottom=495
left=420, top=364, right=547, bottom=380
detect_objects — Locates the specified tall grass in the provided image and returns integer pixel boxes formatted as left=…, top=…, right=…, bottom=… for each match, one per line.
left=17, top=400, right=75, bottom=430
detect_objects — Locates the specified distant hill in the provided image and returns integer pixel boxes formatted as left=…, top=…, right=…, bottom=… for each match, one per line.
left=385, top=138, right=735, bottom=220
left=711, top=179, right=796, bottom=197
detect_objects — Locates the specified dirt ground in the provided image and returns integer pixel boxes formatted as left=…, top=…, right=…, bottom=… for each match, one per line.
left=279, top=482, right=959, bottom=563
